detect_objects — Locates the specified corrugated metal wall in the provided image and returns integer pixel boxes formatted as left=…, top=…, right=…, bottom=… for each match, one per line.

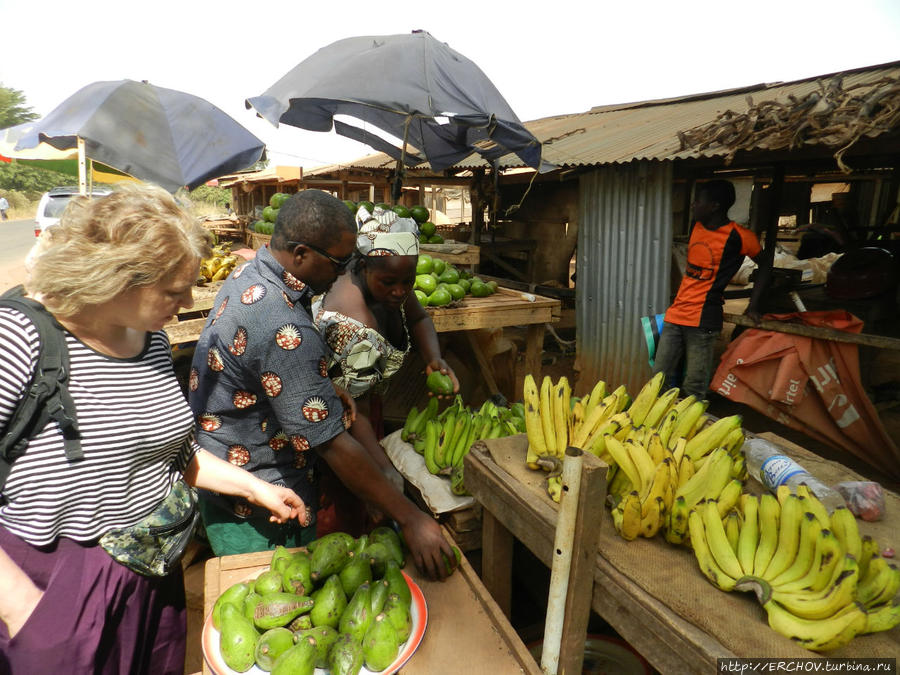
left=576, top=160, right=673, bottom=396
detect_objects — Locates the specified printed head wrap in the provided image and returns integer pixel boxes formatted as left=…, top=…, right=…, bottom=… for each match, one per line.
left=355, top=204, right=419, bottom=257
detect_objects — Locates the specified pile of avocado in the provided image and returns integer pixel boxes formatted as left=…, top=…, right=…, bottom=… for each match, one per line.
left=250, top=192, right=291, bottom=235
left=212, top=528, right=459, bottom=674
left=414, top=254, right=497, bottom=307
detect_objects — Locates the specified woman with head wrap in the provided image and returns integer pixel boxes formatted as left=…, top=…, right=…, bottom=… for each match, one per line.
left=312, top=205, right=458, bottom=535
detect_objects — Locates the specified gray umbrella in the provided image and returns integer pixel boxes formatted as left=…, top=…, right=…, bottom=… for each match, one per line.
left=247, top=31, right=543, bottom=177
left=14, top=80, right=266, bottom=192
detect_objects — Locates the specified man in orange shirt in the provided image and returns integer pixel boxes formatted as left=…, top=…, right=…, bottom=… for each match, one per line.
left=653, top=180, right=763, bottom=399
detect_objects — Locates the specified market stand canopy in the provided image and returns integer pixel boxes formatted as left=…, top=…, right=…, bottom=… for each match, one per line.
left=246, top=30, right=543, bottom=173
left=12, top=80, right=266, bottom=192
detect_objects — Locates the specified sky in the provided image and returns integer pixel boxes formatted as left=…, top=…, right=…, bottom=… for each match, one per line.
left=2, top=0, right=900, bottom=171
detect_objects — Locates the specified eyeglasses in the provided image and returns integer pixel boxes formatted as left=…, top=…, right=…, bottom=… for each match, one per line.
left=286, top=241, right=355, bottom=271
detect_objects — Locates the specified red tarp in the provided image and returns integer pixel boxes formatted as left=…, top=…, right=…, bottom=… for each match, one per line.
left=711, top=310, right=900, bottom=480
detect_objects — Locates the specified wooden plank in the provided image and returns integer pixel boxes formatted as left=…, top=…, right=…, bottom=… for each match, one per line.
left=724, top=312, right=900, bottom=351
left=430, top=288, right=558, bottom=332
left=164, top=317, right=208, bottom=346
left=465, top=331, right=501, bottom=396
left=481, top=509, right=514, bottom=618
left=559, top=451, right=607, bottom=675
left=422, top=244, right=480, bottom=266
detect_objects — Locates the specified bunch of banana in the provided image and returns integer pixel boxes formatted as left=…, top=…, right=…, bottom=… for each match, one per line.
left=687, top=486, right=900, bottom=651
left=405, top=396, right=521, bottom=495
left=199, top=242, right=239, bottom=283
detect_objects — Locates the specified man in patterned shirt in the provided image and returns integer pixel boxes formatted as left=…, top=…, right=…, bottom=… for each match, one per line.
left=189, top=190, right=453, bottom=578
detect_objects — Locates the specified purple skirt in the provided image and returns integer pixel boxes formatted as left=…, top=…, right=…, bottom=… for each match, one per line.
left=0, top=525, right=186, bottom=675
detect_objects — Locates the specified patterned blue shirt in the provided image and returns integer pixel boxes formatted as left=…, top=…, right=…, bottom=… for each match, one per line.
left=188, top=246, right=347, bottom=518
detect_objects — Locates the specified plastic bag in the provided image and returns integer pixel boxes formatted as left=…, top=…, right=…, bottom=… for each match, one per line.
left=834, top=481, right=885, bottom=521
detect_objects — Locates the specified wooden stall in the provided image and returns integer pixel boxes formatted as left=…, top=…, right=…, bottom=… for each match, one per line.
left=463, top=433, right=900, bottom=674
left=201, top=529, right=539, bottom=675
left=164, top=284, right=560, bottom=392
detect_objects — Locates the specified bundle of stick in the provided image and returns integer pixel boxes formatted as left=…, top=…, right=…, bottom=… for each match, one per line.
left=678, top=75, right=900, bottom=172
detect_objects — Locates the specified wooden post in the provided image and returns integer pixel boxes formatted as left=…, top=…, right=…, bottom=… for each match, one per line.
left=524, top=324, right=545, bottom=383
left=481, top=510, right=514, bottom=618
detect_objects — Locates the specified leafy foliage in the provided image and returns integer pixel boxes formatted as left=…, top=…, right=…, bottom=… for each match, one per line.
left=189, top=184, right=231, bottom=207
left=0, top=163, right=74, bottom=200
left=0, top=84, right=38, bottom=128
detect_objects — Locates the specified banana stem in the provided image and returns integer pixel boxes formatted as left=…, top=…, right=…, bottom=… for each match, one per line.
left=541, top=447, right=584, bottom=675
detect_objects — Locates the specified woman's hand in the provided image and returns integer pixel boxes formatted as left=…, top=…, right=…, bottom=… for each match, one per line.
left=399, top=510, right=455, bottom=581
left=425, top=359, right=460, bottom=399
left=248, top=481, right=311, bottom=526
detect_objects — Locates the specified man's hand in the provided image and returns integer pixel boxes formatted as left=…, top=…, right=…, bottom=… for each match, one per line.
left=399, top=510, right=455, bottom=580
left=333, top=383, right=357, bottom=425
left=248, top=481, right=310, bottom=526
left=424, top=359, right=460, bottom=399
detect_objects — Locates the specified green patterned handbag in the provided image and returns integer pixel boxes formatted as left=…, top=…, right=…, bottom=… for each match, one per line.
left=99, top=479, right=200, bottom=576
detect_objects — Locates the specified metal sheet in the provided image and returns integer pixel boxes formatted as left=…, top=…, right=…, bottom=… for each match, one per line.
left=576, top=161, right=673, bottom=397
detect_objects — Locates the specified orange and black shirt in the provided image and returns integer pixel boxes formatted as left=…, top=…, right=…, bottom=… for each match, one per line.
left=665, top=221, right=761, bottom=331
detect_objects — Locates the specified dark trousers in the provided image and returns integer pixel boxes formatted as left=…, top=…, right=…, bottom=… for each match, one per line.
left=652, top=322, right=719, bottom=400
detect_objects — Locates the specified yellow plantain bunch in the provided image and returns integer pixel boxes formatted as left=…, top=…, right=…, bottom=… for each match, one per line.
left=199, top=242, right=239, bottom=283
left=689, top=487, right=900, bottom=651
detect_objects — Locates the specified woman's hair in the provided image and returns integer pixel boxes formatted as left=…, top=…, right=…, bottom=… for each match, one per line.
left=27, top=183, right=212, bottom=316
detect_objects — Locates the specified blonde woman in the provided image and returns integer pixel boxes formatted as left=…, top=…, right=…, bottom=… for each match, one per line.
left=0, top=184, right=308, bottom=674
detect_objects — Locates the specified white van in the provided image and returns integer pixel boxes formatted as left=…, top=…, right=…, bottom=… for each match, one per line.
left=34, top=186, right=112, bottom=237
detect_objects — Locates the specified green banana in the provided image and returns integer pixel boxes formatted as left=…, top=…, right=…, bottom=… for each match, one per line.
left=409, top=396, right=439, bottom=439
left=423, top=419, right=441, bottom=474
left=400, top=406, right=419, bottom=442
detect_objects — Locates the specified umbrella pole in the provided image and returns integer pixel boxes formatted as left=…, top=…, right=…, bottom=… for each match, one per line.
left=391, top=117, right=412, bottom=205
left=77, top=137, right=87, bottom=196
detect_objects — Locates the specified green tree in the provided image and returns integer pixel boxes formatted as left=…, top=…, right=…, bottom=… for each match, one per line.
left=0, top=163, right=74, bottom=200
left=0, top=84, right=38, bottom=128
left=189, top=184, right=231, bottom=207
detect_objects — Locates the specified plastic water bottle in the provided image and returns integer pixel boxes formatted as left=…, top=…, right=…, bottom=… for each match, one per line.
left=742, top=437, right=846, bottom=513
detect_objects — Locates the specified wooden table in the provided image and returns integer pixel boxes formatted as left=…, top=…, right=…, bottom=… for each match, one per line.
left=463, top=434, right=900, bottom=674
left=164, top=284, right=561, bottom=390
left=201, top=529, right=538, bottom=675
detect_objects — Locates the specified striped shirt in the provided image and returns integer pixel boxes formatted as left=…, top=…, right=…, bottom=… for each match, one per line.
left=0, top=308, right=197, bottom=546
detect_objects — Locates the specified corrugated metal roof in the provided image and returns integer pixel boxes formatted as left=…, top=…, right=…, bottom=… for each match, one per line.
left=462, top=60, right=900, bottom=169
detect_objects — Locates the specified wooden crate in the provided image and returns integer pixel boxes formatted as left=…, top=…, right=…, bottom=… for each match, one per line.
left=421, top=243, right=480, bottom=266
left=202, top=529, right=538, bottom=675
left=429, top=287, right=559, bottom=332
left=248, top=232, right=272, bottom=249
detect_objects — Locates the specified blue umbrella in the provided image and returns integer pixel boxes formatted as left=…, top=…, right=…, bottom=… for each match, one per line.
left=14, top=80, right=265, bottom=192
left=247, top=31, right=544, bottom=176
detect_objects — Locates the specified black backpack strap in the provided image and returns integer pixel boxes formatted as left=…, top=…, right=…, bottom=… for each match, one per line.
left=0, top=287, right=81, bottom=495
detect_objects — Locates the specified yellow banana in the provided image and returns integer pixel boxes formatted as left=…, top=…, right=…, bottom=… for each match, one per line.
left=769, top=512, right=821, bottom=588
left=862, top=600, right=900, bottom=635
left=625, top=438, right=656, bottom=491
left=672, top=394, right=698, bottom=418
left=684, top=414, right=743, bottom=462
left=643, top=387, right=680, bottom=429
left=763, top=594, right=866, bottom=652
left=761, top=494, right=803, bottom=581
left=701, top=500, right=744, bottom=579
left=808, top=533, right=848, bottom=593
left=645, top=432, right=665, bottom=465
left=640, top=496, right=665, bottom=538
left=796, top=487, right=830, bottom=529
left=715, top=478, right=744, bottom=518
left=604, top=436, right=644, bottom=494
left=753, top=494, right=781, bottom=578
left=776, top=528, right=838, bottom=593
left=688, top=509, right=737, bottom=591
left=640, top=460, right=671, bottom=516
left=675, top=448, right=733, bottom=509
left=626, top=372, right=664, bottom=427
left=619, top=491, right=643, bottom=541
left=857, top=557, right=900, bottom=608
left=523, top=374, right=546, bottom=470
left=572, top=394, right=618, bottom=448
left=656, top=408, right=680, bottom=449
left=672, top=437, right=688, bottom=469
left=723, top=509, right=741, bottom=555
left=776, top=484, right=792, bottom=506
left=553, top=378, right=569, bottom=456
left=665, top=495, right=690, bottom=546
left=570, top=399, right=585, bottom=447
left=730, top=455, right=747, bottom=481
left=667, top=399, right=710, bottom=448
left=609, top=385, right=630, bottom=413
left=539, top=376, right=557, bottom=457
left=829, top=506, right=862, bottom=562
left=722, top=426, right=746, bottom=458
left=547, top=475, right=562, bottom=503
left=737, top=495, right=759, bottom=577
left=582, top=379, right=608, bottom=419
left=859, top=535, right=879, bottom=581
left=771, top=554, right=859, bottom=620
